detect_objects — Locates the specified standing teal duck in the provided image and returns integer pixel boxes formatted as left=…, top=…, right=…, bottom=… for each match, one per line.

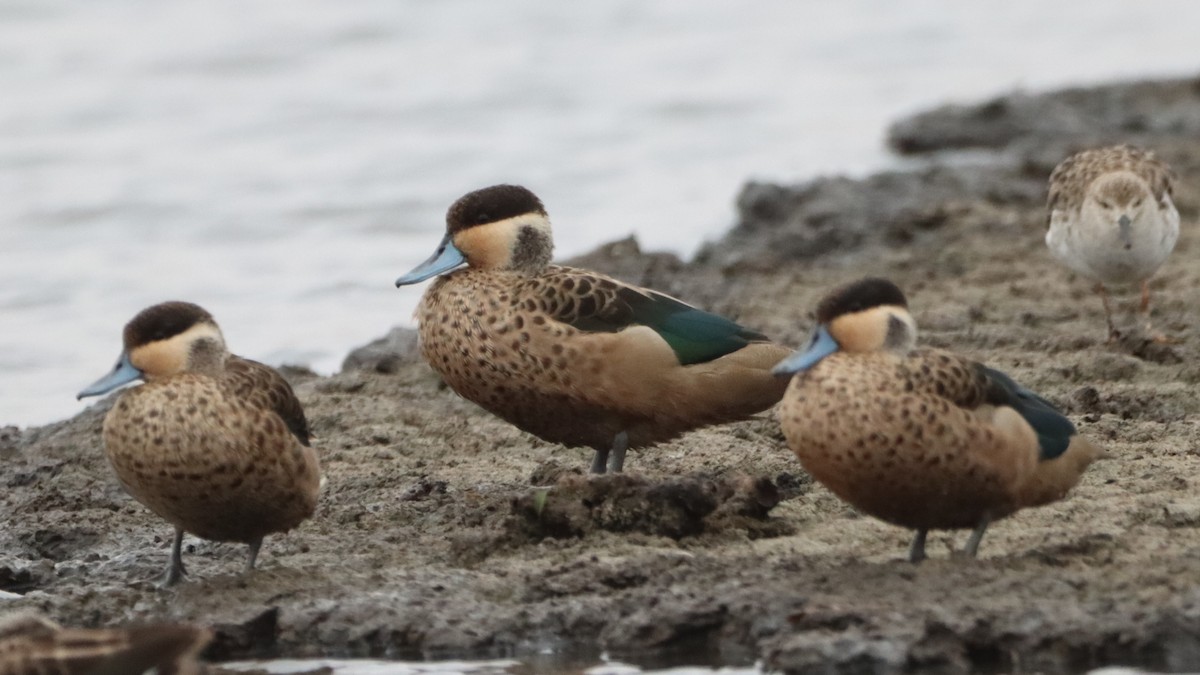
left=78, top=302, right=322, bottom=585
left=396, top=184, right=791, bottom=473
left=0, top=612, right=210, bottom=675
left=773, top=278, right=1104, bottom=561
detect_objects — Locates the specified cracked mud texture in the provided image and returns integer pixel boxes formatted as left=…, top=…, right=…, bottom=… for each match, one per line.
left=3, top=75, right=1200, bottom=674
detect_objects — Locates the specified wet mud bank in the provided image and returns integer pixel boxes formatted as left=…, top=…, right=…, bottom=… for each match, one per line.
left=4, top=75, right=1200, bottom=674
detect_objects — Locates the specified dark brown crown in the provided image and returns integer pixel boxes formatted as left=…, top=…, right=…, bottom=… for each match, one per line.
left=815, top=278, right=908, bottom=324
left=446, top=184, right=547, bottom=235
left=123, top=301, right=214, bottom=349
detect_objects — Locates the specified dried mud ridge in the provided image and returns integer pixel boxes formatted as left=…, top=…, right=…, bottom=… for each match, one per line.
left=5, top=75, right=1200, bottom=675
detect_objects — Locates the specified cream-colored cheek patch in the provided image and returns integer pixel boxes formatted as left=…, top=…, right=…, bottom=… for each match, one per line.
left=129, top=340, right=186, bottom=378
left=453, top=214, right=548, bottom=270
left=829, top=309, right=888, bottom=353
left=455, top=219, right=522, bottom=270
left=127, top=322, right=224, bottom=378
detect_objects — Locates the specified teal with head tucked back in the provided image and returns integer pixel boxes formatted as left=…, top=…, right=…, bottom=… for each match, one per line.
left=773, top=278, right=1104, bottom=562
left=396, top=184, right=792, bottom=474
left=78, top=302, right=322, bottom=586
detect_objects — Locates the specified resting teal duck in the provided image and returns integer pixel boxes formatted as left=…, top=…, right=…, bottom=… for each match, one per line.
left=773, top=278, right=1104, bottom=561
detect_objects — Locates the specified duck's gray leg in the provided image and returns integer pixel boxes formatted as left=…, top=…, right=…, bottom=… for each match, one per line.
left=245, top=537, right=263, bottom=572
left=964, top=516, right=991, bottom=558
left=908, top=528, right=928, bottom=563
left=590, top=447, right=610, bottom=474
left=607, top=432, right=629, bottom=474
left=160, top=527, right=187, bottom=587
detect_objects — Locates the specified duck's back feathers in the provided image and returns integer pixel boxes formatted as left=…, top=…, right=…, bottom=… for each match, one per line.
left=975, top=365, right=1076, bottom=460
left=532, top=267, right=770, bottom=365
left=224, top=356, right=311, bottom=445
left=896, top=350, right=1077, bottom=461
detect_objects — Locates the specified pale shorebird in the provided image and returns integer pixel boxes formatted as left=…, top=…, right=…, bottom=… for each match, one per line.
left=1045, top=144, right=1180, bottom=340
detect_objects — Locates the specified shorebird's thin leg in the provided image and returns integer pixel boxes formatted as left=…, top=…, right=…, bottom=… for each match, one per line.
left=1095, top=282, right=1118, bottom=342
left=161, top=527, right=187, bottom=588
left=964, top=516, right=991, bottom=558
left=607, top=431, right=630, bottom=474
left=245, top=537, right=263, bottom=572
left=1139, top=279, right=1180, bottom=343
left=909, top=528, right=928, bottom=563
left=590, top=446, right=609, bottom=474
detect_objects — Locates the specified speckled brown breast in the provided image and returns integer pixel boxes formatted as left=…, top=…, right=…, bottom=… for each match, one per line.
left=779, top=349, right=1037, bottom=530
left=416, top=267, right=789, bottom=451
left=103, top=374, right=320, bottom=543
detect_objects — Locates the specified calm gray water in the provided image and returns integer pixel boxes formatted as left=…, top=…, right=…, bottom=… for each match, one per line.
left=3, top=0, right=1200, bottom=427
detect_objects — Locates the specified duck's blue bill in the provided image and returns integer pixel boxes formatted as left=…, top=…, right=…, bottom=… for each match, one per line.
left=395, top=235, right=466, bottom=286
left=77, top=352, right=143, bottom=400
left=771, top=325, right=840, bottom=376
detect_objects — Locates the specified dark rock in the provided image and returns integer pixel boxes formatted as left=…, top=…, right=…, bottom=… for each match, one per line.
left=398, top=476, right=448, bottom=502
left=0, top=557, right=53, bottom=594
left=511, top=473, right=720, bottom=540
left=887, top=76, right=1200, bottom=157
left=341, top=327, right=422, bottom=374
left=0, top=426, right=21, bottom=458
left=697, top=167, right=1045, bottom=270
left=207, top=608, right=280, bottom=661
left=563, top=235, right=685, bottom=291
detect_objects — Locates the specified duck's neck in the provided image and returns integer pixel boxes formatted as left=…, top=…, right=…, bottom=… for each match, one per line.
left=186, top=337, right=231, bottom=376
left=508, top=226, right=553, bottom=274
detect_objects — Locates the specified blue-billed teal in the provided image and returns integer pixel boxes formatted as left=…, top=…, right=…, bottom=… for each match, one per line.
left=772, top=278, right=1104, bottom=562
left=1046, top=144, right=1179, bottom=339
left=0, top=611, right=210, bottom=675
left=77, top=301, right=322, bottom=585
left=395, top=184, right=792, bottom=473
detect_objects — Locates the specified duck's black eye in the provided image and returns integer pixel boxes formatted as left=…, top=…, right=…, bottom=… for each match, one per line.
left=475, top=211, right=491, bottom=224
left=1099, top=200, right=1112, bottom=209
left=1132, top=198, right=1143, bottom=208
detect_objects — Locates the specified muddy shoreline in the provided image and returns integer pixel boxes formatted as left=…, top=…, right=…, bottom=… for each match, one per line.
left=4, top=75, right=1200, bottom=674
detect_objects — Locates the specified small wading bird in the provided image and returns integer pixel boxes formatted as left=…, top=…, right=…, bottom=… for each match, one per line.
left=78, top=302, right=321, bottom=586
left=1046, top=144, right=1180, bottom=340
left=0, top=611, right=210, bottom=675
left=773, top=278, right=1104, bottom=562
left=396, top=184, right=791, bottom=473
